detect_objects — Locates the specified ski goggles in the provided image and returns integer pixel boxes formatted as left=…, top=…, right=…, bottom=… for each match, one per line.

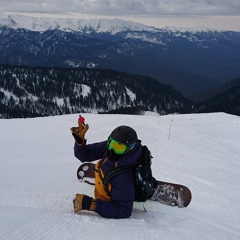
left=107, top=137, right=136, bottom=155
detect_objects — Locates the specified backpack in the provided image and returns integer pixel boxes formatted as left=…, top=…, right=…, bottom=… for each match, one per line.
left=103, top=146, right=157, bottom=202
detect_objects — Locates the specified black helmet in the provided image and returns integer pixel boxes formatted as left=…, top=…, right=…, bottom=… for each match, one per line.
left=109, top=125, right=138, bottom=147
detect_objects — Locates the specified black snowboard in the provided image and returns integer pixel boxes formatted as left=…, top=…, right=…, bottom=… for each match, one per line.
left=77, top=162, right=192, bottom=208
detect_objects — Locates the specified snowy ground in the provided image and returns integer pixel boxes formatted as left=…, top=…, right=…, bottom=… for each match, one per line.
left=0, top=112, right=240, bottom=240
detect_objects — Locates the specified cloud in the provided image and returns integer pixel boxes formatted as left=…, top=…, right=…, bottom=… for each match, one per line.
left=1, top=0, right=239, bottom=16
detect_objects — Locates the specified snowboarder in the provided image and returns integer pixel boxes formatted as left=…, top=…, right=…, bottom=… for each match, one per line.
left=71, top=116, right=147, bottom=219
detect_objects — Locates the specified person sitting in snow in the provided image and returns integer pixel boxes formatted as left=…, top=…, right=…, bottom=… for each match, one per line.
left=70, top=116, right=148, bottom=219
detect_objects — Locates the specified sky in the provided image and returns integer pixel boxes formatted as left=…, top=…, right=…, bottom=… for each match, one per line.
left=1, top=0, right=240, bottom=31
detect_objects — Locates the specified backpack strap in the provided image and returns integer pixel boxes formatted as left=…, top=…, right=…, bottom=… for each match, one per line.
left=103, top=164, right=136, bottom=198
left=101, top=145, right=155, bottom=201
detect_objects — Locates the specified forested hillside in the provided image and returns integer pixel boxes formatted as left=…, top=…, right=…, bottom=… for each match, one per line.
left=0, top=65, right=191, bottom=118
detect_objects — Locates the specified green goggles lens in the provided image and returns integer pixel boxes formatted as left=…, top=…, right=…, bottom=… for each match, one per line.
left=108, top=138, right=128, bottom=154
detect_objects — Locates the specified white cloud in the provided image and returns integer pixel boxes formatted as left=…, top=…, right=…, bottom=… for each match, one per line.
left=42, top=2, right=47, bottom=10
left=0, top=0, right=239, bottom=16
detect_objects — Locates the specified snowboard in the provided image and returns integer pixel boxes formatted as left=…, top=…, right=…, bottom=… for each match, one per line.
left=77, top=162, right=192, bottom=208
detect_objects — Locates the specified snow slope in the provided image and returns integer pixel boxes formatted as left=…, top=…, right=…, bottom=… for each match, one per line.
left=0, top=112, right=240, bottom=240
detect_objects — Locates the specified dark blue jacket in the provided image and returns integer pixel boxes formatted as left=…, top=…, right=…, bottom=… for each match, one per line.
left=74, top=140, right=142, bottom=218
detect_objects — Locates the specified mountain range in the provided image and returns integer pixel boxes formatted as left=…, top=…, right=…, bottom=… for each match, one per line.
left=0, top=12, right=240, bottom=102
left=0, top=64, right=192, bottom=118
left=197, top=76, right=240, bottom=116
left=1, top=64, right=239, bottom=118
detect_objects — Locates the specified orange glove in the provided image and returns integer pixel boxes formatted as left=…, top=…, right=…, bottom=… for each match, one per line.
left=70, top=115, right=89, bottom=146
left=73, top=194, right=97, bottom=213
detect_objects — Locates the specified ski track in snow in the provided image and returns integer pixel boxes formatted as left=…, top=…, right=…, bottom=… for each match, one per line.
left=0, top=113, right=240, bottom=240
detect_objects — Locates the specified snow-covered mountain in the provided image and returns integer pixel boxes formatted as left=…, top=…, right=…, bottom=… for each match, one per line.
left=0, top=12, right=240, bottom=101
left=0, top=65, right=191, bottom=118
left=0, top=112, right=240, bottom=240
left=2, top=64, right=240, bottom=119
left=0, top=12, right=157, bottom=34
